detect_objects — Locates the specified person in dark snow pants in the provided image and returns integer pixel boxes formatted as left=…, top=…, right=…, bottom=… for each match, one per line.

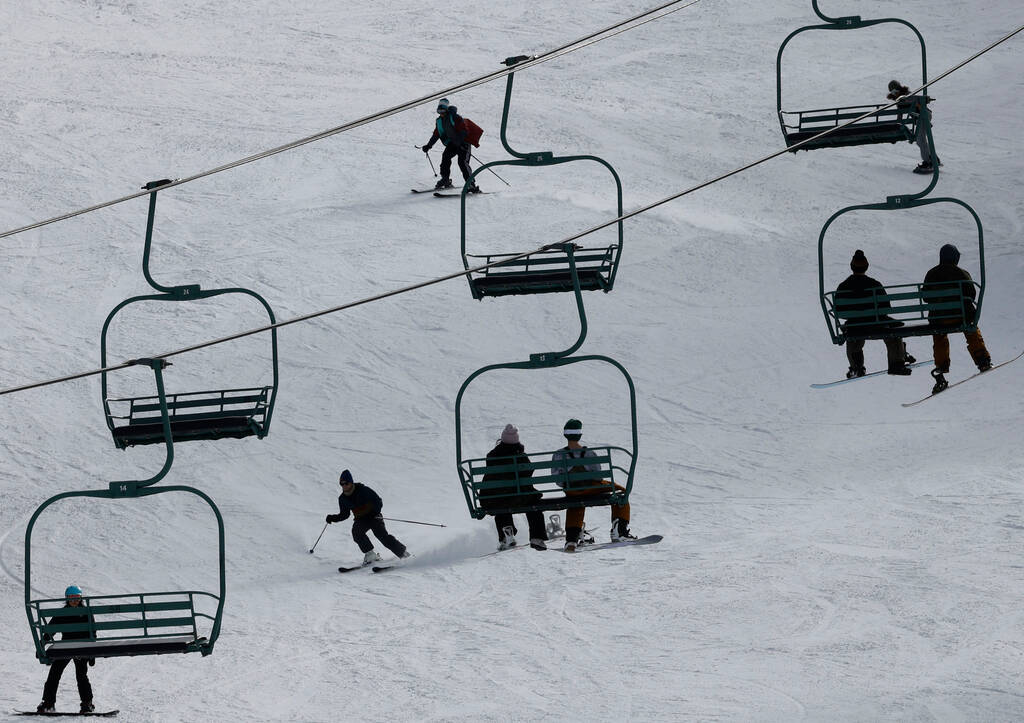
left=326, top=469, right=409, bottom=565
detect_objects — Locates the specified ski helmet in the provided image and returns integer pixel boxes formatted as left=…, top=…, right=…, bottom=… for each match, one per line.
left=65, top=585, right=82, bottom=598
left=437, top=98, right=450, bottom=113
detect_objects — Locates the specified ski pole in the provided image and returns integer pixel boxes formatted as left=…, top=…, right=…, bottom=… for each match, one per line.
left=469, top=153, right=511, bottom=187
left=383, top=517, right=446, bottom=528
left=309, top=523, right=329, bottom=553
left=417, top=145, right=437, bottom=177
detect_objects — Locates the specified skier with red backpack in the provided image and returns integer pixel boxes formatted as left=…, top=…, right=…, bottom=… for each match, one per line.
left=421, top=98, right=483, bottom=192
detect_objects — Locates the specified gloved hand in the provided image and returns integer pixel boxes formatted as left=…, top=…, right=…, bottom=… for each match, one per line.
left=422, top=144, right=432, bottom=153
left=88, top=658, right=96, bottom=667
left=325, top=514, right=338, bottom=524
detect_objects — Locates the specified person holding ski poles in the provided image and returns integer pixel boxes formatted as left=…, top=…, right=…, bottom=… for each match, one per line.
left=326, top=469, right=410, bottom=567
left=36, top=585, right=95, bottom=714
left=420, top=98, right=480, bottom=193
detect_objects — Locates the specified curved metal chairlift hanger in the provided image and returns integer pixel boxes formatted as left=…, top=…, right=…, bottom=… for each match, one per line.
left=776, top=0, right=928, bottom=151
left=26, top=359, right=226, bottom=665
left=454, top=248, right=638, bottom=518
left=459, top=56, right=625, bottom=299
left=100, top=180, right=279, bottom=448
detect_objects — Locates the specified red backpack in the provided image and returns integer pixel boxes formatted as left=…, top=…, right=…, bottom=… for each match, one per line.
left=461, top=117, right=484, bottom=148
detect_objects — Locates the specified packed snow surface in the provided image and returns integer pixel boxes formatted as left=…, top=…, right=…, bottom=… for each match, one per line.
left=1, top=1, right=1022, bottom=721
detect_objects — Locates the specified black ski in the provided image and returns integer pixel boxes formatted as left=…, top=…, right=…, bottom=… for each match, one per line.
left=560, top=534, right=663, bottom=553
left=15, top=711, right=118, bottom=717
left=433, top=190, right=490, bottom=198
left=411, top=187, right=441, bottom=194
left=901, top=351, right=1023, bottom=407
left=338, top=564, right=372, bottom=573
left=811, top=359, right=932, bottom=388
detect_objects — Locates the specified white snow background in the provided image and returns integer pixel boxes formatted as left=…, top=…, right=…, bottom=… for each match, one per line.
left=1, top=1, right=1022, bottom=721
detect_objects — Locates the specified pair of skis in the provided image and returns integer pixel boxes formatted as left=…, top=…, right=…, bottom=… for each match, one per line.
left=15, top=711, right=118, bottom=717
left=410, top=187, right=490, bottom=198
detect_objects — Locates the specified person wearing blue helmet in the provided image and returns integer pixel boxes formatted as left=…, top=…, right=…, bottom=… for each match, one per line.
left=37, top=585, right=96, bottom=714
left=420, top=98, right=480, bottom=192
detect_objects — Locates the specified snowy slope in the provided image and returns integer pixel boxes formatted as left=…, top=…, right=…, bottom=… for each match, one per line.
left=1, top=1, right=1022, bottom=721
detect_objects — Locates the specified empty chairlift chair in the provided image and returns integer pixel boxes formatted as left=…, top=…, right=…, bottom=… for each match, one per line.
left=25, top=360, right=226, bottom=665
left=460, top=58, right=624, bottom=299
left=100, top=180, right=279, bottom=449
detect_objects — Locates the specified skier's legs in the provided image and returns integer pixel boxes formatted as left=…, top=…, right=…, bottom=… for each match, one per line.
left=964, top=329, right=990, bottom=367
left=883, top=337, right=905, bottom=368
left=524, top=511, right=547, bottom=541
left=350, top=518, right=375, bottom=553
left=493, top=513, right=515, bottom=540
left=73, top=658, right=93, bottom=704
left=42, top=658, right=71, bottom=705
left=845, top=339, right=865, bottom=370
left=439, top=145, right=457, bottom=181
left=932, top=333, right=951, bottom=372
left=456, top=145, right=472, bottom=182
left=367, top=517, right=407, bottom=557
left=610, top=484, right=630, bottom=523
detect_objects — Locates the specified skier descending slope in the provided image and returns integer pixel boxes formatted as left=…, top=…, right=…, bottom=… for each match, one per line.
left=326, top=469, right=410, bottom=571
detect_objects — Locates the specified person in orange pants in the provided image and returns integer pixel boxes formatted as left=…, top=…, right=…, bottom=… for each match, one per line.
left=924, top=243, right=991, bottom=393
left=551, top=419, right=635, bottom=552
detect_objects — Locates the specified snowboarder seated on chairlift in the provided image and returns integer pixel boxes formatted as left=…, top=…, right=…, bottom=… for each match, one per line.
left=835, top=249, right=915, bottom=378
left=551, top=419, right=636, bottom=552
left=420, top=98, right=480, bottom=193
left=479, top=424, right=549, bottom=551
left=326, top=469, right=409, bottom=566
left=37, top=585, right=96, bottom=714
left=923, top=243, right=992, bottom=394
left=886, top=80, right=940, bottom=174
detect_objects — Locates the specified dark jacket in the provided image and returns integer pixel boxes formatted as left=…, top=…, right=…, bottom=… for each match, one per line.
left=480, top=441, right=539, bottom=508
left=923, top=262, right=976, bottom=321
left=328, top=483, right=383, bottom=522
left=426, top=110, right=468, bottom=149
left=835, top=273, right=900, bottom=331
left=44, top=603, right=94, bottom=642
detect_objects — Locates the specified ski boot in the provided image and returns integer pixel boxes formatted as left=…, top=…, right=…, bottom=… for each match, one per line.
left=361, top=550, right=382, bottom=566
left=931, top=368, right=949, bottom=394
left=81, top=701, right=96, bottom=714
left=545, top=514, right=564, bottom=539
left=610, top=518, right=638, bottom=543
left=434, top=178, right=453, bottom=189
left=467, top=183, right=482, bottom=194
left=846, top=366, right=866, bottom=379
left=498, top=525, right=517, bottom=551
left=887, top=364, right=912, bottom=376
left=37, top=702, right=55, bottom=714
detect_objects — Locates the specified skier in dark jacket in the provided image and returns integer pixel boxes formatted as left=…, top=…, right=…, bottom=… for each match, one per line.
left=480, top=424, right=547, bottom=551
left=835, top=249, right=914, bottom=377
left=37, top=585, right=95, bottom=714
left=326, top=469, right=409, bottom=566
left=923, top=243, right=991, bottom=393
left=421, top=97, right=480, bottom=192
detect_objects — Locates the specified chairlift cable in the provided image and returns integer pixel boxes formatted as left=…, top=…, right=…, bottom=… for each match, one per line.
left=0, top=21, right=1020, bottom=399
left=0, top=0, right=701, bottom=242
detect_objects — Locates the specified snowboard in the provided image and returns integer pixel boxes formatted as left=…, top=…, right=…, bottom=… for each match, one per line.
left=811, top=359, right=932, bottom=388
left=901, top=350, right=1023, bottom=407
left=15, top=711, right=118, bottom=717
left=560, top=534, right=662, bottom=553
